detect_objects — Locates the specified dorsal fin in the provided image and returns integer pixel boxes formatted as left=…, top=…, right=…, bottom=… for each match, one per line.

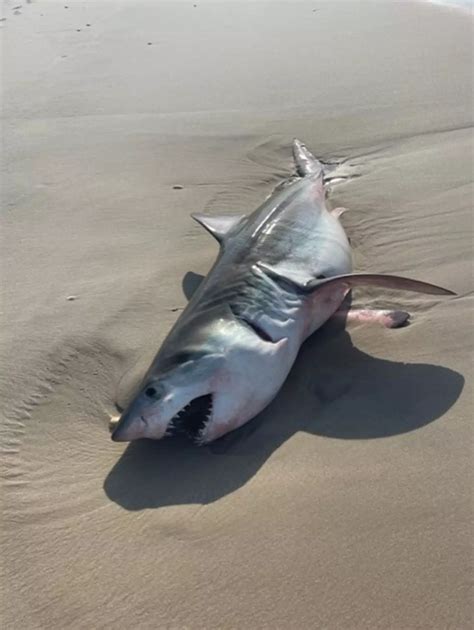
left=292, top=139, right=324, bottom=178
left=191, top=213, right=245, bottom=243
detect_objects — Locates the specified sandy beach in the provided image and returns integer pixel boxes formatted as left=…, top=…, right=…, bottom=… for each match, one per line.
left=1, top=1, right=473, bottom=628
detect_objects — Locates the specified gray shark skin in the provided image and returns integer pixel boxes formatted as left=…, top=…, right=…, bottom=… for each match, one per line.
left=111, top=139, right=454, bottom=445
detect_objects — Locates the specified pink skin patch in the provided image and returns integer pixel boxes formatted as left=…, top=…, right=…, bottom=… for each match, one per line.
left=335, top=308, right=410, bottom=328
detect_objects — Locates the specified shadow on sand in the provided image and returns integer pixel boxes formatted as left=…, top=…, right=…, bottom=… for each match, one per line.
left=103, top=272, right=464, bottom=510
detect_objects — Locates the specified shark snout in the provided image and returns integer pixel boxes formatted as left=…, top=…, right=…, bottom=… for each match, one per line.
left=111, top=412, right=148, bottom=442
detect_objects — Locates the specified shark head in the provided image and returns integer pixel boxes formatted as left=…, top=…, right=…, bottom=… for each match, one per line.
left=111, top=304, right=293, bottom=446
left=111, top=349, right=225, bottom=444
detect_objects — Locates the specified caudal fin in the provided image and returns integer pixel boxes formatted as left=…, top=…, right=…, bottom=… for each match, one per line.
left=292, top=139, right=323, bottom=178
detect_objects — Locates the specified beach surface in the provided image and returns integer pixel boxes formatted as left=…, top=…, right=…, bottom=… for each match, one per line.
left=1, top=1, right=473, bottom=628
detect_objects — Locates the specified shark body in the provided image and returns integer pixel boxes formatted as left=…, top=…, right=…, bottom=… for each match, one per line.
left=111, top=140, right=453, bottom=444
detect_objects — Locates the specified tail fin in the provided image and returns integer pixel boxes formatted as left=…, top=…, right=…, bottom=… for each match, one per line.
left=292, top=138, right=323, bottom=178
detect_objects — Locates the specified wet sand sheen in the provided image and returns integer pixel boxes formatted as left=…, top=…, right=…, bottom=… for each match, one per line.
left=1, top=1, right=472, bottom=629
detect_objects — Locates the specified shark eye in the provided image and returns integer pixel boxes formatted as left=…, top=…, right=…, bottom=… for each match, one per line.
left=145, top=386, right=157, bottom=398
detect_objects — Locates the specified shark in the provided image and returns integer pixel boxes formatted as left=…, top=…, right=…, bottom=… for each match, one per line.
left=111, top=139, right=454, bottom=445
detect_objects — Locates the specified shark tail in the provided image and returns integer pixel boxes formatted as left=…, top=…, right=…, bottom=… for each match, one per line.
left=292, top=138, right=324, bottom=179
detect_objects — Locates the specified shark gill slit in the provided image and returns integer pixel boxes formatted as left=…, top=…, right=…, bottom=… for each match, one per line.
left=228, top=304, right=274, bottom=343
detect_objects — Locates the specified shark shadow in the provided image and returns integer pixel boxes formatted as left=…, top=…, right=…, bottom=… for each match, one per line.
left=103, top=272, right=464, bottom=511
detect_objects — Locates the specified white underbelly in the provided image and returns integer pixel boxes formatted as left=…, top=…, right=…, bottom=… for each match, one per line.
left=203, top=330, right=299, bottom=442
left=200, top=283, right=349, bottom=443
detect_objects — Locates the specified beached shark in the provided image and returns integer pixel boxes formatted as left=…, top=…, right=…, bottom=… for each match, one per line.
left=111, top=139, right=454, bottom=445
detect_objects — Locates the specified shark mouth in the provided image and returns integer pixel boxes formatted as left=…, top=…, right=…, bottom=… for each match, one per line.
left=166, top=393, right=213, bottom=443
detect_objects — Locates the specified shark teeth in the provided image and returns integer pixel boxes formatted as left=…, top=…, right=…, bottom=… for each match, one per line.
left=166, top=394, right=213, bottom=443
left=193, top=405, right=215, bottom=446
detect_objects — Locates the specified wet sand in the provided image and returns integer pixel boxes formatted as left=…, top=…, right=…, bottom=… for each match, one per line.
left=1, top=1, right=473, bottom=628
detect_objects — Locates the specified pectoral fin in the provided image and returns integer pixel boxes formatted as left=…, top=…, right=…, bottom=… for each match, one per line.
left=255, top=263, right=316, bottom=289
left=315, top=273, right=455, bottom=296
left=257, top=262, right=455, bottom=296
left=191, top=213, right=245, bottom=243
